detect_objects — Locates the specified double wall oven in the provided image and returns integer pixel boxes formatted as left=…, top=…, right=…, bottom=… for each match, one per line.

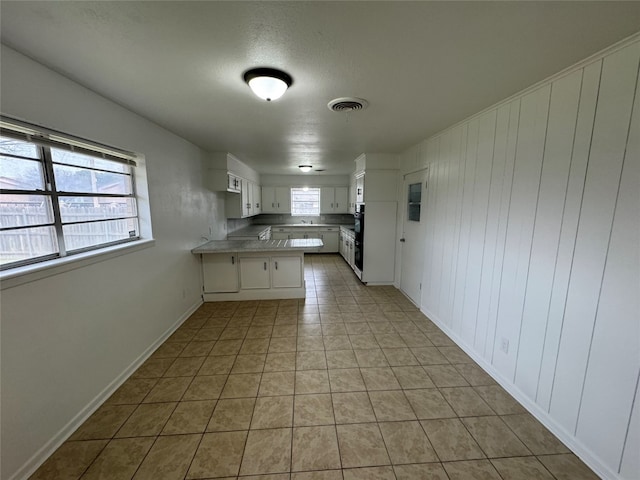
left=354, top=204, right=364, bottom=271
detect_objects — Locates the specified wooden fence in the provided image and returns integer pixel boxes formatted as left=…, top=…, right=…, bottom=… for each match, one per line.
left=1, top=203, right=135, bottom=264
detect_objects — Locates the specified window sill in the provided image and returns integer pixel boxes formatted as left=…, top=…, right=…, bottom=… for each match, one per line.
left=0, top=238, right=155, bottom=290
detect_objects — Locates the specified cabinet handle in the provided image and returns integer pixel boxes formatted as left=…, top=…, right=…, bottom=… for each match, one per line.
left=275, top=261, right=278, bottom=270
left=231, top=256, right=235, bottom=265
left=331, top=203, right=334, bottom=208
left=277, top=202, right=280, bottom=208
left=272, top=202, right=275, bottom=208
left=264, top=262, right=267, bottom=270
left=321, top=234, right=324, bottom=239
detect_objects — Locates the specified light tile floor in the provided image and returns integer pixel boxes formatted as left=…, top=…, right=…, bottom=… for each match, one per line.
left=30, top=254, right=600, bottom=479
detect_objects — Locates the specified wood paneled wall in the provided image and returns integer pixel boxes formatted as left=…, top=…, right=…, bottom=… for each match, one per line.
left=399, top=38, right=639, bottom=479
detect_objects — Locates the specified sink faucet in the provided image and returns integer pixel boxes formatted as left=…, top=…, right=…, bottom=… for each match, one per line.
left=300, top=219, right=307, bottom=224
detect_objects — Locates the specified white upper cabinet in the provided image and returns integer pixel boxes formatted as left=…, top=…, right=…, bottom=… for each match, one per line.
left=241, top=178, right=253, bottom=217
left=320, top=186, right=349, bottom=213
left=252, top=182, right=262, bottom=215
left=349, top=176, right=357, bottom=211
left=355, top=174, right=365, bottom=203
left=226, top=178, right=261, bottom=218
left=262, top=186, right=291, bottom=213
left=334, top=187, right=349, bottom=213
left=208, top=152, right=262, bottom=218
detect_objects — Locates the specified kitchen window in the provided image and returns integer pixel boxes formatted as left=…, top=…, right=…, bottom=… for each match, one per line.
left=291, top=187, right=320, bottom=216
left=0, top=118, right=140, bottom=271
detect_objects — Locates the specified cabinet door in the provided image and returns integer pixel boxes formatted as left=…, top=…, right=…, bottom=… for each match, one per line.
left=241, top=179, right=252, bottom=217
left=355, top=175, right=365, bottom=203
left=350, top=177, right=357, bottom=211
left=334, top=187, right=349, bottom=213
left=275, top=187, right=291, bottom=213
left=272, top=228, right=288, bottom=240
left=262, top=186, right=276, bottom=213
left=228, top=174, right=241, bottom=193
left=348, top=239, right=355, bottom=267
left=320, top=187, right=335, bottom=213
left=252, top=182, right=262, bottom=215
left=203, top=254, right=239, bottom=293
left=271, top=256, right=302, bottom=288
left=239, top=257, right=270, bottom=289
left=319, top=231, right=339, bottom=253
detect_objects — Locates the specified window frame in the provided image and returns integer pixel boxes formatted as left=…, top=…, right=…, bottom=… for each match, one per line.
left=290, top=187, right=321, bottom=217
left=0, top=119, right=141, bottom=271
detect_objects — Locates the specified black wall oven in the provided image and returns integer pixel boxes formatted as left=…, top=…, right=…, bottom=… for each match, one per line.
left=354, top=205, right=364, bottom=270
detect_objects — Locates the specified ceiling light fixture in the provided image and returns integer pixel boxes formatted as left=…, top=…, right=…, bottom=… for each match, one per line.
left=299, top=165, right=312, bottom=173
left=243, top=67, right=293, bottom=101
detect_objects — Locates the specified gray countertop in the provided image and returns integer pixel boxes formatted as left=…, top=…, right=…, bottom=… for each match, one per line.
left=192, top=238, right=323, bottom=254
left=227, top=225, right=272, bottom=238
left=270, top=223, right=354, bottom=229
left=227, top=223, right=355, bottom=238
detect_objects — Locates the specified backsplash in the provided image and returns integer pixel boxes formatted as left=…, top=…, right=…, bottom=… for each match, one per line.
left=252, top=214, right=355, bottom=225
left=226, top=217, right=252, bottom=235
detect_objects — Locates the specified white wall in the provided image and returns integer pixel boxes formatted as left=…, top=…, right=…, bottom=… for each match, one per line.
left=398, top=37, right=639, bottom=479
left=261, top=174, right=349, bottom=187
left=0, top=45, right=227, bottom=480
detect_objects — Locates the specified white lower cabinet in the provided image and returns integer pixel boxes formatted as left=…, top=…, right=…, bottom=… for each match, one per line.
left=239, top=256, right=271, bottom=289
left=272, top=228, right=288, bottom=240
left=271, top=256, right=302, bottom=288
left=203, top=253, right=239, bottom=293
left=340, top=227, right=356, bottom=269
left=318, top=229, right=339, bottom=253
left=201, top=251, right=304, bottom=300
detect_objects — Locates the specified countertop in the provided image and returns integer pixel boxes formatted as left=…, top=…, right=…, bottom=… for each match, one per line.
left=226, top=225, right=273, bottom=238
left=270, top=223, right=353, bottom=229
left=192, top=238, right=323, bottom=254
left=227, top=223, right=355, bottom=238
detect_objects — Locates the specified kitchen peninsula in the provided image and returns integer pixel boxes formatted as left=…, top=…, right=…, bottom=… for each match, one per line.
left=192, top=238, right=322, bottom=301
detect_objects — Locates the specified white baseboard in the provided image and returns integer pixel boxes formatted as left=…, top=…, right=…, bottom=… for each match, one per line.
left=9, top=298, right=203, bottom=480
left=422, top=306, right=618, bottom=480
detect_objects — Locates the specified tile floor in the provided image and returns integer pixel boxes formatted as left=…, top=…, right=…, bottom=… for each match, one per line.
left=30, top=254, right=600, bottom=480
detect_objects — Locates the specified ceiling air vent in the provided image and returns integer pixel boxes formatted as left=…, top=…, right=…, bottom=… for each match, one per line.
left=328, top=97, right=369, bottom=112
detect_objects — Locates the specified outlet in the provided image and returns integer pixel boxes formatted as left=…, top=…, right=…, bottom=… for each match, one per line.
left=500, top=337, right=509, bottom=354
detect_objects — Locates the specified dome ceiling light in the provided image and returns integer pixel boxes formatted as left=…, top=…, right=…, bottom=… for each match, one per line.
left=243, top=67, right=293, bottom=101
left=298, top=165, right=312, bottom=173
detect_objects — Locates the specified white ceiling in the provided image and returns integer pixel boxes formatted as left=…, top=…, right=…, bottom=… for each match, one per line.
left=1, top=2, right=639, bottom=175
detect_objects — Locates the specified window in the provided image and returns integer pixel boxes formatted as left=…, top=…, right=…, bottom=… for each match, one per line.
left=291, top=187, right=320, bottom=216
left=407, top=182, right=422, bottom=222
left=0, top=119, right=140, bottom=270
